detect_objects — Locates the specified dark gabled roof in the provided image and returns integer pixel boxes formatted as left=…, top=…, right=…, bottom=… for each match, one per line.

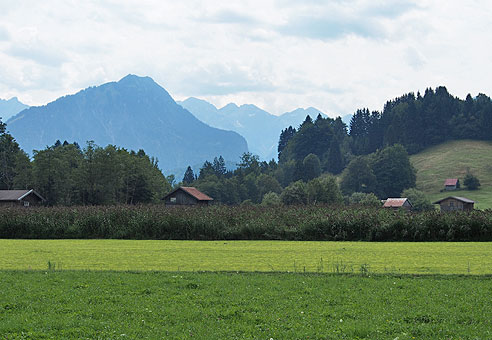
left=444, top=178, right=459, bottom=186
left=163, top=187, right=213, bottom=201
left=383, top=198, right=412, bottom=208
left=433, top=196, right=475, bottom=204
left=0, top=189, right=45, bottom=201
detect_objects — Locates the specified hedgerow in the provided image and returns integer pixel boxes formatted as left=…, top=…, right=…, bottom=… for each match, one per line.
left=0, top=205, right=491, bottom=241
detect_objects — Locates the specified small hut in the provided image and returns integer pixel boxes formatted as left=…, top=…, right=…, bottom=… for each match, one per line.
left=433, top=196, right=474, bottom=212
left=163, top=187, right=213, bottom=206
left=0, top=189, right=45, bottom=207
left=383, top=198, right=412, bottom=211
left=444, top=179, right=460, bottom=191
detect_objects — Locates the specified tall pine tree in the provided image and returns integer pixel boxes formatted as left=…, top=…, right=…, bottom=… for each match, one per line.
left=183, top=166, right=195, bottom=184
left=325, top=137, right=343, bottom=175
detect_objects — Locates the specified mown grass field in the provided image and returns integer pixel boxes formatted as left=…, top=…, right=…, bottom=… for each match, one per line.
left=2, top=240, right=492, bottom=339
left=411, top=140, right=492, bottom=209
left=1, top=271, right=491, bottom=339
left=2, top=239, right=492, bottom=274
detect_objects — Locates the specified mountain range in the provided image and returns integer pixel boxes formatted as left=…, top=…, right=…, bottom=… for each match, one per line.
left=0, top=97, right=29, bottom=121
left=178, top=98, right=328, bottom=160
left=6, top=75, right=248, bottom=174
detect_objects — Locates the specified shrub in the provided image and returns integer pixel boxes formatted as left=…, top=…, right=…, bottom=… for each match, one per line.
left=402, top=188, right=434, bottom=212
left=348, top=192, right=381, bottom=207
left=306, top=175, right=343, bottom=205
left=280, top=181, right=307, bottom=205
left=463, top=173, right=481, bottom=190
left=261, top=192, right=282, bottom=207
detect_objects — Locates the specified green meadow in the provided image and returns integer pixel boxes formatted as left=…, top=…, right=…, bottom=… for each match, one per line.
left=2, top=240, right=492, bottom=339
left=411, top=139, right=492, bottom=209
left=2, top=239, right=492, bottom=274
left=1, top=271, right=491, bottom=339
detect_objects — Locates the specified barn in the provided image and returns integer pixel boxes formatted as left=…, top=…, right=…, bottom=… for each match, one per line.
left=444, top=178, right=460, bottom=191
left=433, top=196, right=474, bottom=212
left=163, top=187, right=213, bottom=206
left=383, top=198, right=412, bottom=211
left=0, top=189, right=45, bottom=207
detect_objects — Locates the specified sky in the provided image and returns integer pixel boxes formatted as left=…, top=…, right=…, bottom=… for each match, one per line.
left=1, top=0, right=491, bottom=117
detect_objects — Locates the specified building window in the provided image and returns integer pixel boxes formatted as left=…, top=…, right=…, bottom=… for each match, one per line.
left=170, top=197, right=176, bottom=203
left=23, top=201, right=30, bottom=207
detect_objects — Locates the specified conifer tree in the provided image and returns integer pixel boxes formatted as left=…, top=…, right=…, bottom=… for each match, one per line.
left=212, top=156, right=227, bottom=177
left=325, top=137, right=343, bottom=175
left=183, top=166, right=195, bottom=185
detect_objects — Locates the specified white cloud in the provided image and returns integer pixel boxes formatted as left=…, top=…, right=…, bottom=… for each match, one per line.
left=0, top=0, right=491, bottom=117
left=0, top=26, right=9, bottom=41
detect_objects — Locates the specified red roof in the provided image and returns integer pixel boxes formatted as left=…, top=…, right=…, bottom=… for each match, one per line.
left=179, top=187, right=213, bottom=201
left=383, top=198, right=411, bottom=208
left=444, top=178, right=458, bottom=186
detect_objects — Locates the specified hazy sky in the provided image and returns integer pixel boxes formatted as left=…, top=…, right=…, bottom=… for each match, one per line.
left=1, top=0, right=491, bottom=117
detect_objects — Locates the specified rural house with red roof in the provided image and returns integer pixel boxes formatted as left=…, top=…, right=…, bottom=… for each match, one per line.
left=163, top=187, right=213, bottom=206
left=444, top=178, right=460, bottom=191
left=383, top=198, right=412, bottom=211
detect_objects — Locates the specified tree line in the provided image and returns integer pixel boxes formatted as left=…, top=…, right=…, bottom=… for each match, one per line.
left=349, top=87, right=492, bottom=155
left=0, top=119, right=171, bottom=205
left=277, top=86, right=492, bottom=177
left=3, top=85, right=489, bottom=206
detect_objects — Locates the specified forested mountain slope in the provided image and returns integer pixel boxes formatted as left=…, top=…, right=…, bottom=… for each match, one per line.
left=7, top=75, right=248, bottom=173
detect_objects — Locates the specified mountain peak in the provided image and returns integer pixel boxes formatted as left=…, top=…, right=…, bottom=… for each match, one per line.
left=6, top=77, right=248, bottom=172
left=222, top=103, right=239, bottom=110
left=118, top=74, right=155, bottom=86
left=1, top=96, right=29, bottom=121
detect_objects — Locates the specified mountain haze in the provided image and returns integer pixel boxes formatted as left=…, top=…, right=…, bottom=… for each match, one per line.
left=7, top=75, right=248, bottom=173
left=179, top=97, right=327, bottom=160
left=0, top=97, right=29, bottom=121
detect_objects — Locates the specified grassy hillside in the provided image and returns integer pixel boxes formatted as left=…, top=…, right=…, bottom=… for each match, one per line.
left=411, top=140, right=492, bottom=209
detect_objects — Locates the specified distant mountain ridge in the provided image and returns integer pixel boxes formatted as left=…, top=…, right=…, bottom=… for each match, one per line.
left=0, top=97, right=29, bottom=121
left=6, top=75, right=248, bottom=174
left=178, top=97, right=328, bottom=160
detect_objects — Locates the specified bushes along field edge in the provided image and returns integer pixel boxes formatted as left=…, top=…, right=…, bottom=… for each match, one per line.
left=1, top=205, right=491, bottom=241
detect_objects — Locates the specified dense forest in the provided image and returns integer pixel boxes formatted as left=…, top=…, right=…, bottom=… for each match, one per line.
left=278, top=86, right=492, bottom=166
left=1, top=86, right=491, bottom=206
left=349, top=87, right=492, bottom=155
left=0, top=120, right=171, bottom=205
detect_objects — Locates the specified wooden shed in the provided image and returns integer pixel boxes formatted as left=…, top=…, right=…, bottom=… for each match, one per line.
left=444, top=178, right=460, bottom=191
left=0, top=189, right=45, bottom=207
left=433, top=196, right=474, bottom=212
left=163, top=187, right=213, bottom=206
left=383, top=198, right=412, bottom=211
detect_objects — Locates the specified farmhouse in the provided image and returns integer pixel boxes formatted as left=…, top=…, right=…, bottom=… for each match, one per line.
left=383, top=198, right=412, bottom=211
left=444, top=178, right=460, bottom=191
left=433, top=196, right=474, bottom=212
left=163, top=186, right=213, bottom=206
left=0, top=189, right=45, bottom=207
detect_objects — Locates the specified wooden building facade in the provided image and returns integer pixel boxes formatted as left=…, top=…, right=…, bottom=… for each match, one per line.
left=433, top=196, right=474, bottom=212
left=163, top=187, right=213, bottom=206
left=0, top=190, right=45, bottom=207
